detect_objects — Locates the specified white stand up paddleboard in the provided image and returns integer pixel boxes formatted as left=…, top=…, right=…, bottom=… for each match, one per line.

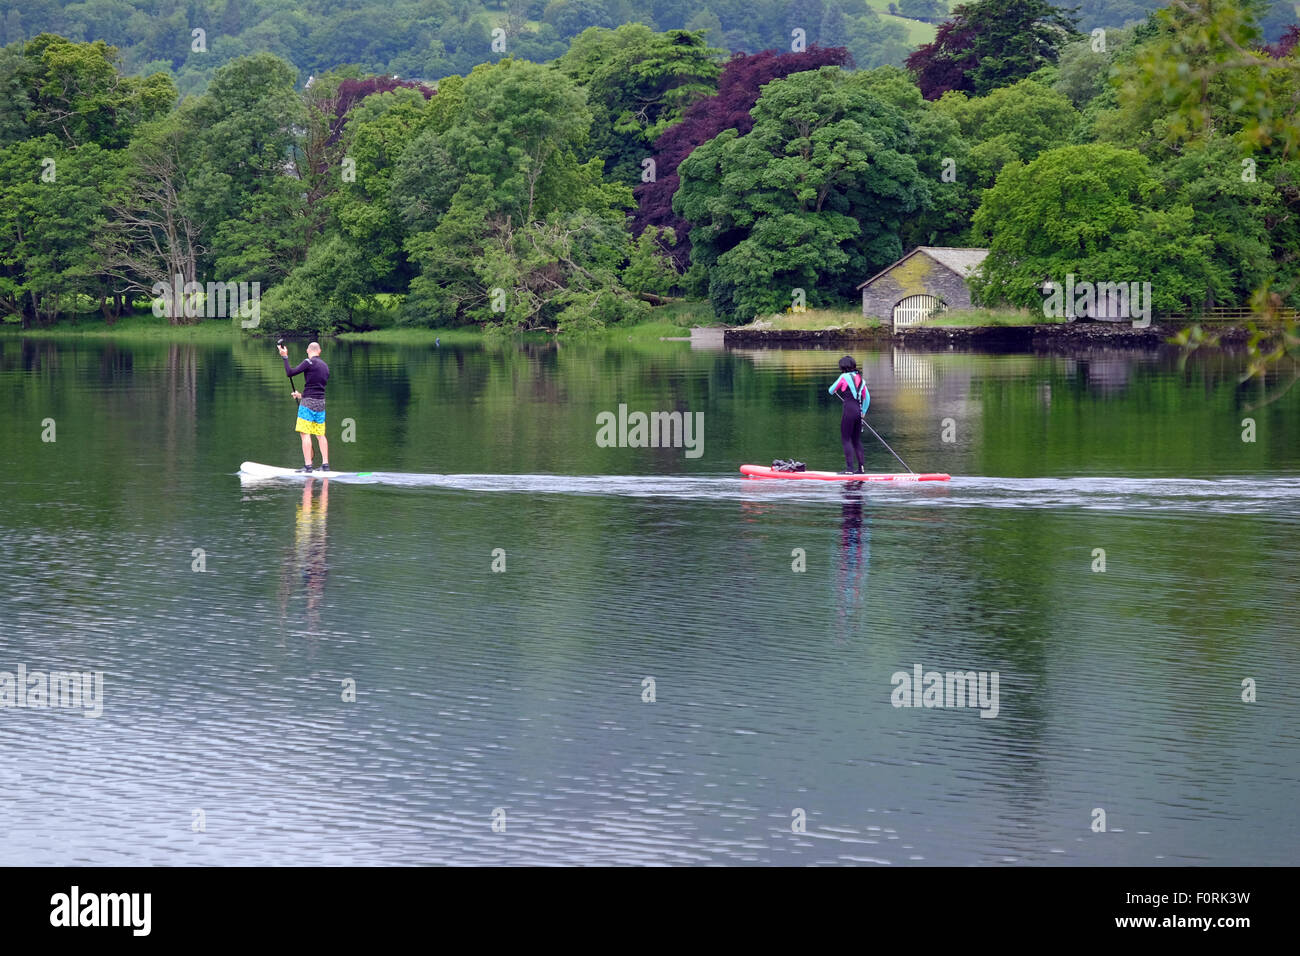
left=239, top=461, right=373, bottom=481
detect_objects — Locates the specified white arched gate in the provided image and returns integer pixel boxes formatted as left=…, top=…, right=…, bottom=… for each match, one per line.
left=892, top=294, right=945, bottom=328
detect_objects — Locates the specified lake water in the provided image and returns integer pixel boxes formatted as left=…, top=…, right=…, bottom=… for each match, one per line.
left=1, top=334, right=1297, bottom=865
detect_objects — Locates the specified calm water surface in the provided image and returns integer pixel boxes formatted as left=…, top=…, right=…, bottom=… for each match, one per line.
left=1, top=335, right=1297, bottom=865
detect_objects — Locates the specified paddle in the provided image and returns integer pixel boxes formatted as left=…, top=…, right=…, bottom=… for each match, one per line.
left=277, top=338, right=299, bottom=401
left=861, top=417, right=915, bottom=474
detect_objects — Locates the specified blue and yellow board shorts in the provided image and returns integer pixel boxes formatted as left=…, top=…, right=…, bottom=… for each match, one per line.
left=295, top=397, right=326, bottom=436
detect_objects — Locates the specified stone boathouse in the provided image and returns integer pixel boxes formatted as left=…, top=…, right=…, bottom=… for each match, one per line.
left=858, top=246, right=989, bottom=329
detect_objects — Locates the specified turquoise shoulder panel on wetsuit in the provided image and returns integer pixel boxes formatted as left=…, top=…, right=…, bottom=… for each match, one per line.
left=830, top=372, right=868, bottom=407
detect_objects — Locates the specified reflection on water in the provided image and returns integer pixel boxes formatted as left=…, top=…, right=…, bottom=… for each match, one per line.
left=278, top=479, right=330, bottom=636
left=836, top=489, right=869, bottom=629
left=0, top=335, right=1297, bottom=865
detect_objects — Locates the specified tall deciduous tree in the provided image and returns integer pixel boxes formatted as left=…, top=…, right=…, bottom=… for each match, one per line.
left=0, top=35, right=174, bottom=325
left=1, top=33, right=174, bottom=149
left=0, top=136, right=123, bottom=326
left=969, top=143, right=1229, bottom=313
left=557, top=25, right=723, bottom=186
left=633, top=44, right=850, bottom=268
left=183, top=53, right=307, bottom=285
left=1157, top=135, right=1279, bottom=304
left=856, top=65, right=971, bottom=247
left=675, top=65, right=931, bottom=320
left=1116, top=0, right=1300, bottom=156
left=327, top=86, right=433, bottom=291
left=907, top=0, right=1080, bottom=99
left=396, top=59, right=647, bottom=331
left=96, top=114, right=204, bottom=323
left=935, top=77, right=1079, bottom=190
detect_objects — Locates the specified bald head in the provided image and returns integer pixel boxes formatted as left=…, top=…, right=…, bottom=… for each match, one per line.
left=307, top=342, right=321, bottom=357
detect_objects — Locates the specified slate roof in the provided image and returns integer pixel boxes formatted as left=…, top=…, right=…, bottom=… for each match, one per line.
left=857, top=246, right=990, bottom=290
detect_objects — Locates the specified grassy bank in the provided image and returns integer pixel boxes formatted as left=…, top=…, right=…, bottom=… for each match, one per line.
left=336, top=320, right=698, bottom=346
left=1, top=310, right=247, bottom=339
left=0, top=301, right=1111, bottom=341
left=339, top=299, right=722, bottom=344
left=920, top=308, right=1066, bottom=327
left=2, top=299, right=725, bottom=344
left=732, top=307, right=883, bottom=331
left=335, top=326, right=520, bottom=345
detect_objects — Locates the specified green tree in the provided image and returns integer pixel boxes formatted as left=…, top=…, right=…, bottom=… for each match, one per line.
left=1053, top=29, right=1127, bottom=109
left=398, top=59, right=645, bottom=331
left=684, top=9, right=724, bottom=46
left=819, top=2, right=849, bottom=50
left=622, top=226, right=682, bottom=296
left=675, top=65, right=931, bottom=321
left=898, top=0, right=948, bottom=20
left=857, top=64, right=972, bottom=246
left=0, top=33, right=173, bottom=149
left=906, top=0, right=1081, bottom=98
left=1157, top=135, right=1279, bottom=304
left=260, top=233, right=374, bottom=331
left=390, top=125, right=463, bottom=236
left=841, top=8, right=912, bottom=71
left=969, top=143, right=1228, bottom=313
left=221, top=0, right=244, bottom=36
left=936, top=78, right=1079, bottom=190
left=439, top=58, right=594, bottom=224
left=1110, top=0, right=1300, bottom=385
left=1117, top=0, right=1299, bottom=155
left=96, top=113, right=204, bottom=323
left=327, top=86, right=432, bottom=291
left=556, top=25, right=722, bottom=186
left=0, top=36, right=175, bottom=326
left=0, top=136, right=122, bottom=326
left=183, top=53, right=307, bottom=285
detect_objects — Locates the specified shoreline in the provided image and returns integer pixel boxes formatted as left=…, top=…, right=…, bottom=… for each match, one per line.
left=3, top=315, right=1275, bottom=352
left=0, top=315, right=706, bottom=344
left=722, top=320, right=1260, bottom=349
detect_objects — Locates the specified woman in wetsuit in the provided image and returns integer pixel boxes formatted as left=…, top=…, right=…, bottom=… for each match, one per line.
left=828, top=355, right=870, bottom=474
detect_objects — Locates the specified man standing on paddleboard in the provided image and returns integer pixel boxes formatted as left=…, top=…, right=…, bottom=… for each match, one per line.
left=278, top=341, right=330, bottom=473
left=828, top=355, right=869, bottom=474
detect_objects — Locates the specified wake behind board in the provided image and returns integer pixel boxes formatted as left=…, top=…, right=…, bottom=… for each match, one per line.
left=740, top=464, right=950, bottom=482
left=239, top=461, right=373, bottom=481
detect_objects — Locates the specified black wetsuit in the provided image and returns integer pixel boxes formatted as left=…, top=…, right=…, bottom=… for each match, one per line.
left=830, top=371, right=868, bottom=472
left=285, top=355, right=329, bottom=397
left=840, top=397, right=865, bottom=472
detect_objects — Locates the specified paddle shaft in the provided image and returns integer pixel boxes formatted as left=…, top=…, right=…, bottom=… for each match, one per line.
left=861, top=417, right=914, bottom=474
left=279, top=341, right=299, bottom=401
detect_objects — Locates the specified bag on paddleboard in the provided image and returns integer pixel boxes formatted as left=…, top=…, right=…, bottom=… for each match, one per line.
left=771, top=459, right=806, bottom=472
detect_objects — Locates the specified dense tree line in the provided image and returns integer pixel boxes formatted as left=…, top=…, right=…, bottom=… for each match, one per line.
left=1, top=0, right=1298, bottom=332
left=5, top=1, right=1297, bottom=98
left=0, top=0, right=921, bottom=94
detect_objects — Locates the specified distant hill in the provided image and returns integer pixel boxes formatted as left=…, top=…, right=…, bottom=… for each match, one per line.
left=0, top=0, right=1294, bottom=97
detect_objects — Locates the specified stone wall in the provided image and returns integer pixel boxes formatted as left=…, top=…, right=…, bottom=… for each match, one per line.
left=861, top=253, right=976, bottom=326
left=723, top=321, right=1256, bottom=349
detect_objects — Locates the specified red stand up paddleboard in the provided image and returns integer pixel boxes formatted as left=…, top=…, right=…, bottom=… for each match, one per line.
left=740, top=465, right=950, bottom=482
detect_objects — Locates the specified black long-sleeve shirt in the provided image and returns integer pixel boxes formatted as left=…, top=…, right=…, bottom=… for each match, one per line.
left=284, top=355, right=330, bottom=399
